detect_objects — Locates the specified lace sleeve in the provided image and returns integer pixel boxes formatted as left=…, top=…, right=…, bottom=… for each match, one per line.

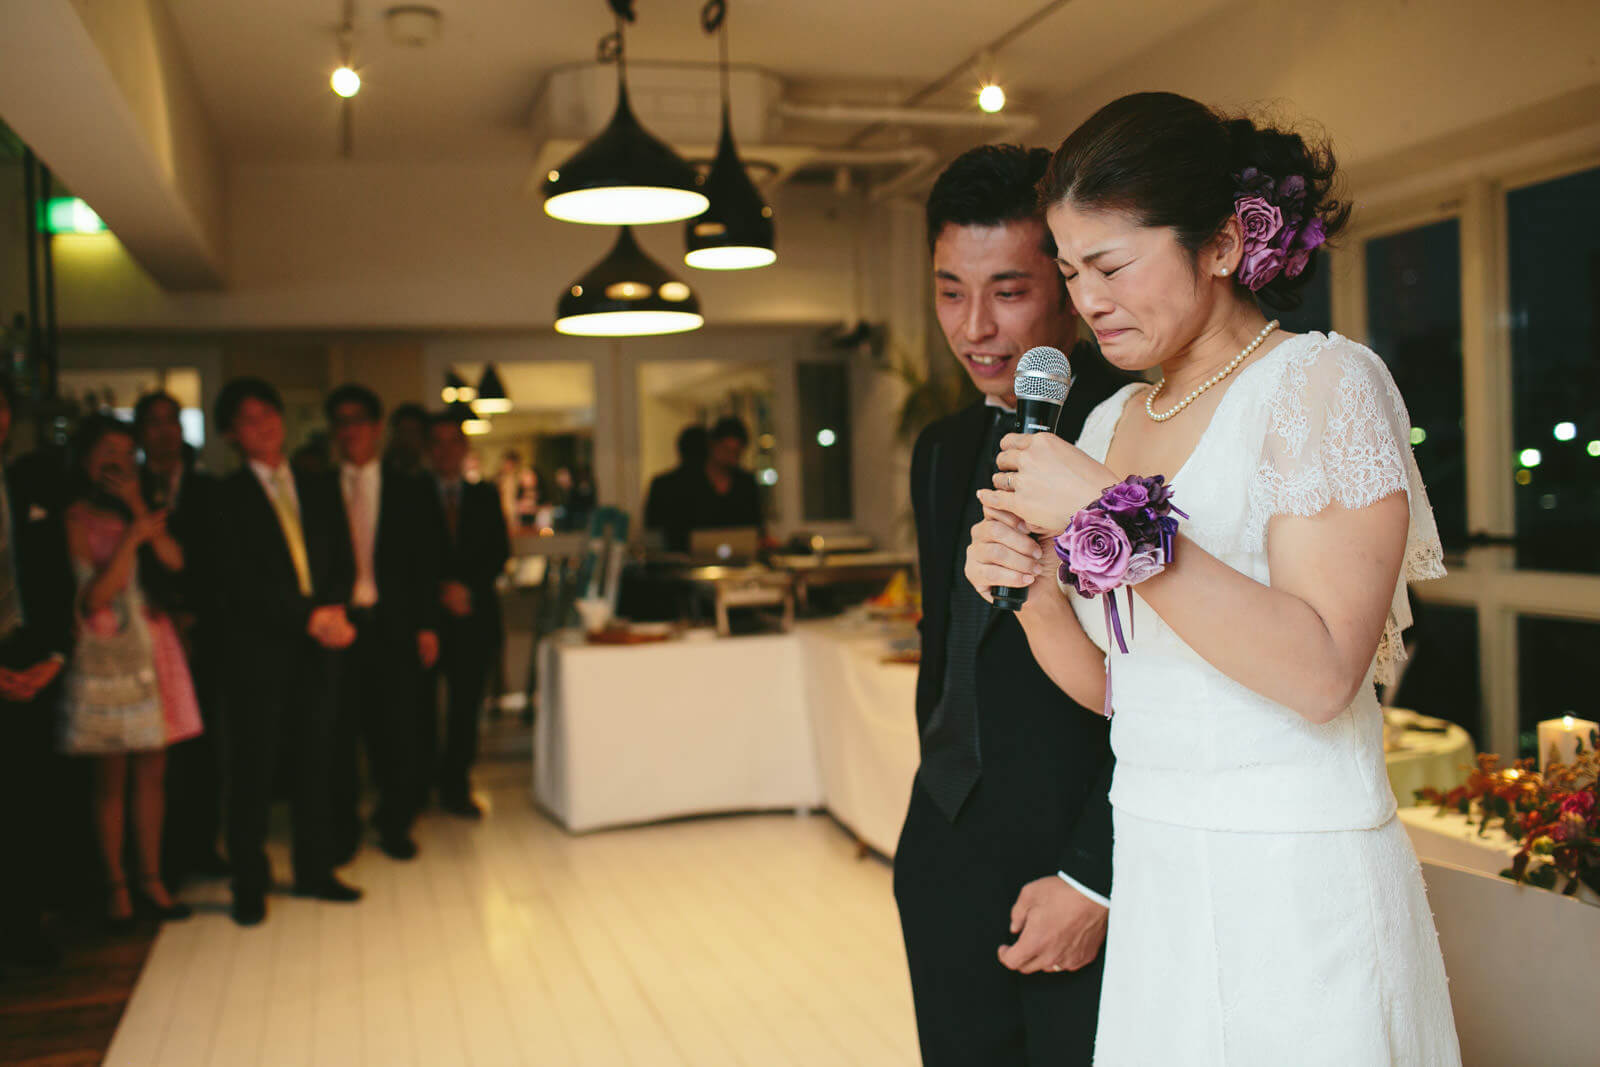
left=1245, top=335, right=1446, bottom=685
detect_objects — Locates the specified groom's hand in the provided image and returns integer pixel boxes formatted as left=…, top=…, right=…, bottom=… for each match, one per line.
left=997, top=876, right=1108, bottom=974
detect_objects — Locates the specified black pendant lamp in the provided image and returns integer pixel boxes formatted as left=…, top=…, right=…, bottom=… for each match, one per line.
left=543, top=3, right=709, bottom=226
left=475, top=364, right=512, bottom=414
left=555, top=226, right=704, bottom=337
left=684, top=0, right=774, bottom=270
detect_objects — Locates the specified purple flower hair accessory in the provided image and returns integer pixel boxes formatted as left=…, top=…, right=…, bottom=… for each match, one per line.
left=1231, top=171, right=1327, bottom=291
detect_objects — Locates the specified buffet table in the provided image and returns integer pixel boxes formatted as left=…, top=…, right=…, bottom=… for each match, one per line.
left=533, top=630, right=824, bottom=833
left=796, top=620, right=920, bottom=857
left=533, top=617, right=923, bottom=839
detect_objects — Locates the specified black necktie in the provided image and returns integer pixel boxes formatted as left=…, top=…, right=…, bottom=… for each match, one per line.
left=918, top=407, right=1010, bottom=821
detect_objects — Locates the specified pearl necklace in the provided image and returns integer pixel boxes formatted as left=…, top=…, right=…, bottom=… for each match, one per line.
left=1144, top=320, right=1280, bottom=422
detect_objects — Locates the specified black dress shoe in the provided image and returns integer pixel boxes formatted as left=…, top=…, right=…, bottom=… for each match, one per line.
left=378, top=834, right=419, bottom=861
left=232, top=892, right=267, bottom=927
left=440, top=795, right=484, bottom=820
left=292, top=877, right=363, bottom=903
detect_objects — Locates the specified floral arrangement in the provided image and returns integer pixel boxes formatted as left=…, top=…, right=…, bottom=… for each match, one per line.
left=1054, top=476, right=1185, bottom=718
left=1415, top=731, right=1599, bottom=898
left=1233, top=168, right=1328, bottom=292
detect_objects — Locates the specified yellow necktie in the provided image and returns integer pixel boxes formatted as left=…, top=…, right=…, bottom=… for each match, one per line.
left=267, top=467, right=314, bottom=596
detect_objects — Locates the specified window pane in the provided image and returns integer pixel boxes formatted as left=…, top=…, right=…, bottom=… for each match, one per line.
left=797, top=362, right=852, bottom=521
left=1389, top=601, right=1482, bottom=748
left=1365, top=220, right=1466, bottom=548
left=1508, top=165, right=1600, bottom=573
left=1271, top=261, right=1331, bottom=336
left=1516, top=615, right=1600, bottom=758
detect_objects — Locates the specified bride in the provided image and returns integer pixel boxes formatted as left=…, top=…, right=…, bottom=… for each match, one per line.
left=969, top=92, right=1462, bottom=1064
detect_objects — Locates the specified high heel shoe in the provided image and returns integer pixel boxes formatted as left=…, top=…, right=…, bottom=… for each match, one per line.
left=135, top=877, right=193, bottom=922
left=105, top=882, right=138, bottom=936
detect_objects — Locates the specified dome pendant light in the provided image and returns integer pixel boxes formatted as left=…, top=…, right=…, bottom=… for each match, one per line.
left=474, top=364, right=512, bottom=414
left=556, top=226, right=704, bottom=337
left=684, top=0, right=775, bottom=270
left=543, top=4, right=709, bottom=226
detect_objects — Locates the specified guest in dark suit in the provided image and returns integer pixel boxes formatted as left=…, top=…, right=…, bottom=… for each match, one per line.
left=0, top=377, right=73, bottom=971
left=894, top=145, right=1123, bottom=1066
left=133, top=391, right=228, bottom=885
left=326, top=385, right=441, bottom=862
left=423, top=413, right=509, bottom=818
left=643, top=424, right=709, bottom=552
left=209, top=378, right=362, bottom=926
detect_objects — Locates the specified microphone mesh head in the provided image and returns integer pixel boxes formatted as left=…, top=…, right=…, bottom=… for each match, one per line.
left=1014, top=345, right=1073, bottom=403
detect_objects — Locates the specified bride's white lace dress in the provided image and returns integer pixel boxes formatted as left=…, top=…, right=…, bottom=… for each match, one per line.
left=1069, top=332, right=1462, bottom=1065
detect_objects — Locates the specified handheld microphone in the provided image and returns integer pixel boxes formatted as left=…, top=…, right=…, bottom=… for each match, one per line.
left=992, top=345, right=1073, bottom=611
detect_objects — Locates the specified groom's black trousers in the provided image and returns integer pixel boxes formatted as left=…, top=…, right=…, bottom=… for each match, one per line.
left=895, top=778, right=1104, bottom=1066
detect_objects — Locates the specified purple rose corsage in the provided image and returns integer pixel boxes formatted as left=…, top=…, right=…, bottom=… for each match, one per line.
left=1054, top=475, right=1186, bottom=718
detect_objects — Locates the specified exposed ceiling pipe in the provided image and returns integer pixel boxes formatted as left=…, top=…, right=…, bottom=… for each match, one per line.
left=869, top=114, right=1038, bottom=202
left=762, top=145, right=938, bottom=193
left=777, top=100, right=1037, bottom=131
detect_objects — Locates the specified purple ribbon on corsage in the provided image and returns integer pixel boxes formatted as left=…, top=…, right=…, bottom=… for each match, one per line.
left=1054, top=475, right=1187, bottom=718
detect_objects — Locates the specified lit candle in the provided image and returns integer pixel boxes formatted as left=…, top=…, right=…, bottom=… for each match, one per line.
left=1536, top=714, right=1598, bottom=772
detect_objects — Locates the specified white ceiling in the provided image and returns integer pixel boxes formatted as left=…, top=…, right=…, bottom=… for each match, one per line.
left=165, top=0, right=1242, bottom=163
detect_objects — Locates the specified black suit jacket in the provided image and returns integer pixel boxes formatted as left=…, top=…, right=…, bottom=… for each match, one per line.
left=911, top=400, right=1115, bottom=896
left=368, top=465, right=444, bottom=640
left=0, top=465, right=74, bottom=670
left=210, top=465, right=355, bottom=644
left=436, top=478, right=510, bottom=633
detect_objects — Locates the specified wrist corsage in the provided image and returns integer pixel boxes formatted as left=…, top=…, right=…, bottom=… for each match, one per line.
left=1054, top=475, right=1186, bottom=718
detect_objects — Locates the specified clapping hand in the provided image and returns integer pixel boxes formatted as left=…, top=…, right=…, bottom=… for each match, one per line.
left=981, top=433, right=1117, bottom=536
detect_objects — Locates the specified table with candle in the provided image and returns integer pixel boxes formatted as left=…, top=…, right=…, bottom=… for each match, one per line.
left=1536, top=714, right=1599, bottom=771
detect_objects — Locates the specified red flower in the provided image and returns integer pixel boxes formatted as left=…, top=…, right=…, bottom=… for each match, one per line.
left=1559, top=790, right=1595, bottom=818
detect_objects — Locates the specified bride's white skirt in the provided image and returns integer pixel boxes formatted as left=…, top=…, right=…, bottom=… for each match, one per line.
left=1093, top=809, right=1462, bottom=1066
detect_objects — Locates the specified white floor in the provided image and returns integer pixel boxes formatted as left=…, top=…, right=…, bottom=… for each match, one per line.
left=103, top=729, right=921, bottom=1067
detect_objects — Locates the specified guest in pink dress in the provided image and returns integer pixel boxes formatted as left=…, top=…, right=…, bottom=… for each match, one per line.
left=59, top=416, right=199, bottom=930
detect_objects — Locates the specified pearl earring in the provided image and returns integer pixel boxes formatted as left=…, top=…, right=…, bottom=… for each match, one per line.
left=1220, top=268, right=1230, bottom=277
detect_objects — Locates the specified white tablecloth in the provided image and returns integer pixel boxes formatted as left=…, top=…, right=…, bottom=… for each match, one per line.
left=797, top=622, right=920, bottom=857
left=1399, top=805, right=1598, bottom=1065
left=534, top=619, right=922, bottom=848
left=1383, top=710, right=1475, bottom=805
left=534, top=630, right=824, bottom=832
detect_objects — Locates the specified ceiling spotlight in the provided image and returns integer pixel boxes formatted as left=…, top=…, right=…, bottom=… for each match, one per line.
left=978, top=83, right=1006, bottom=114
left=331, top=66, right=361, bottom=98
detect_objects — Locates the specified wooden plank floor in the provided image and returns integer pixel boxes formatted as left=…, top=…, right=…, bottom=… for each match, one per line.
left=98, top=723, right=920, bottom=1067
left=0, top=921, right=155, bottom=1066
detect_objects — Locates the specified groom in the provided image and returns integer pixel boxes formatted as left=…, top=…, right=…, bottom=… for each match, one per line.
left=895, top=145, right=1120, bottom=1065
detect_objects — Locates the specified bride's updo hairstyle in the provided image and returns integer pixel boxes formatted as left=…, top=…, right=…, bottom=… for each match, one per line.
left=1037, top=92, right=1350, bottom=310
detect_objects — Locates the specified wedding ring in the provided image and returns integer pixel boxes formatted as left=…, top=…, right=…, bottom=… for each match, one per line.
left=1048, top=964, right=1062, bottom=972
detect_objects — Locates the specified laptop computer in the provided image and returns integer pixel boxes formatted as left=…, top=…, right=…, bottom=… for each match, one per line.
left=689, top=527, right=761, bottom=564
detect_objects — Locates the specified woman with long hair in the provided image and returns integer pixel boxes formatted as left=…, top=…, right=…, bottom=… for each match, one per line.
left=59, top=415, right=200, bottom=929
left=970, top=93, right=1460, bottom=1062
